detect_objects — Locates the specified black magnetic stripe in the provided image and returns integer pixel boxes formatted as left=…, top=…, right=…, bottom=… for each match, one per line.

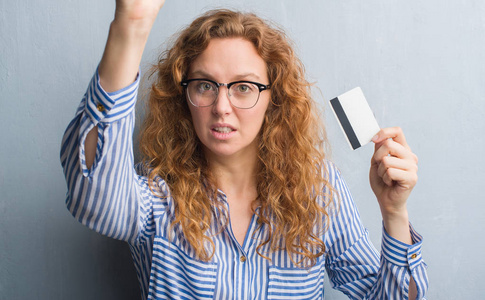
left=330, top=97, right=361, bottom=150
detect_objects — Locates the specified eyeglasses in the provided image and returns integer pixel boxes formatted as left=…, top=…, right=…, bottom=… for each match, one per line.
left=180, top=78, right=271, bottom=109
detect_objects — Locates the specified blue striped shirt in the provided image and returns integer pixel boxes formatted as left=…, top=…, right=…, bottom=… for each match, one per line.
left=60, top=70, right=428, bottom=299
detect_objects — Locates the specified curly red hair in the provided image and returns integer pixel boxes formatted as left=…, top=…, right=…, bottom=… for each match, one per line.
left=140, top=9, right=333, bottom=267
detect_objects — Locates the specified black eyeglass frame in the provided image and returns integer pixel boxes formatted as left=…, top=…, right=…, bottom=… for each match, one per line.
left=180, top=78, right=271, bottom=109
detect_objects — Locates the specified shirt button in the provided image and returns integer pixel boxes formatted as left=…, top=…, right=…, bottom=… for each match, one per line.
left=411, top=254, right=417, bottom=259
left=240, top=256, right=247, bottom=262
left=96, top=104, right=105, bottom=112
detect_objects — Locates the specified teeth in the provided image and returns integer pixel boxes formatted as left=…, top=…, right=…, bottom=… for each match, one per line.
left=214, top=127, right=233, bottom=133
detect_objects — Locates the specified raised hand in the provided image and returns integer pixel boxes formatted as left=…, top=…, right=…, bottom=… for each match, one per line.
left=370, top=127, right=418, bottom=244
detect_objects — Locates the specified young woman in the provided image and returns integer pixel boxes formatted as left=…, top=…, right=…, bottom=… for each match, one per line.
left=61, top=1, right=428, bottom=299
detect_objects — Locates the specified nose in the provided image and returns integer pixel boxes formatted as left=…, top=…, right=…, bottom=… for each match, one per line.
left=212, top=85, right=233, bottom=116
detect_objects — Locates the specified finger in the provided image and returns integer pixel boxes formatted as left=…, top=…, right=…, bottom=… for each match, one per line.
left=376, top=155, right=417, bottom=178
left=372, top=139, right=417, bottom=164
left=377, top=156, right=410, bottom=177
left=372, top=127, right=410, bottom=150
left=381, top=170, right=394, bottom=186
left=381, top=167, right=418, bottom=189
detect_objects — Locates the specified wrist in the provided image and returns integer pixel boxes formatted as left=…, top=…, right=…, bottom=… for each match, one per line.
left=98, top=20, right=151, bottom=93
left=381, top=206, right=409, bottom=227
left=110, top=17, right=154, bottom=41
left=382, top=210, right=413, bottom=245
left=114, top=4, right=160, bottom=25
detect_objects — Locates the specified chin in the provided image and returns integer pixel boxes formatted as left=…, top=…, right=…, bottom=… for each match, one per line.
left=202, top=142, right=254, bottom=160
left=205, top=146, right=240, bottom=158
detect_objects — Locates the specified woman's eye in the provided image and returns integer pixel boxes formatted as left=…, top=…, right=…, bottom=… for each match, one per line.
left=199, top=82, right=213, bottom=91
left=235, top=84, right=253, bottom=93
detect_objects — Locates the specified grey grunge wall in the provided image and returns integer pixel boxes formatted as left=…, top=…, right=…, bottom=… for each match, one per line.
left=1, top=0, right=484, bottom=299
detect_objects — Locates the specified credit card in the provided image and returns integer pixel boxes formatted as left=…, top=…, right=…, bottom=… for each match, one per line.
left=329, top=87, right=380, bottom=150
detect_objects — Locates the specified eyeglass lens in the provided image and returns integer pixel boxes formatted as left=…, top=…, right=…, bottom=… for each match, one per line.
left=187, top=80, right=260, bottom=108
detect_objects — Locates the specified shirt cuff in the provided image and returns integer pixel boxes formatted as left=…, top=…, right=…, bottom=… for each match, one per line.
left=381, top=223, right=424, bottom=271
left=84, top=67, right=140, bottom=124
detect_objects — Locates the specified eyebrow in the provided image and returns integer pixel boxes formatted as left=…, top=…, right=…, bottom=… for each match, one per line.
left=189, top=70, right=262, bottom=82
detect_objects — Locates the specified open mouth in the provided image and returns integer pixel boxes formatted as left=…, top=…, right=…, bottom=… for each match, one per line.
left=212, top=127, right=235, bottom=133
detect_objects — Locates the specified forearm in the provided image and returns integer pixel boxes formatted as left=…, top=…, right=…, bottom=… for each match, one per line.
left=382, top=209, right=412, bottom=244
left=98, top=17, right=155, bottom=92
left=86, top=7, right=159, bottom=168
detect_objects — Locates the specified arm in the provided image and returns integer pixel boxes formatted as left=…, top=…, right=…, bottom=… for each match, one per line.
left=85, top=0, right=165, bottom=168
left=61, top=1, right=165, bottom=242
left=370, top=127, right=421, bottom=299
left=324, top=163, right=428, bottom=299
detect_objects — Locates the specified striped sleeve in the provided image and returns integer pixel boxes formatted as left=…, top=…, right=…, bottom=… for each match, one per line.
left=60, top=69, right=150, bottom=243
left=324, top=163, right=428, bottom=299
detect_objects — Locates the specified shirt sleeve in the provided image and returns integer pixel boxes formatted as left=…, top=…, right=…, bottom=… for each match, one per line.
left=323, top=162, right=428, bottom=299
left=60, top=69, right=153, bottom=244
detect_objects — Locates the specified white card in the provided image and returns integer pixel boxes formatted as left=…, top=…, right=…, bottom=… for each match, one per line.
left=329, top=87, right=380, bottom=150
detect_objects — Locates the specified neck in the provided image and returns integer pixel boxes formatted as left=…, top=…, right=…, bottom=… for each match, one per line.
left=205, top=148, right=259, bottom=202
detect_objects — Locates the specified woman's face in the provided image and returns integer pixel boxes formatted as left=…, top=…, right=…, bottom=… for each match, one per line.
left=187, top=38, right=271, bottom=161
